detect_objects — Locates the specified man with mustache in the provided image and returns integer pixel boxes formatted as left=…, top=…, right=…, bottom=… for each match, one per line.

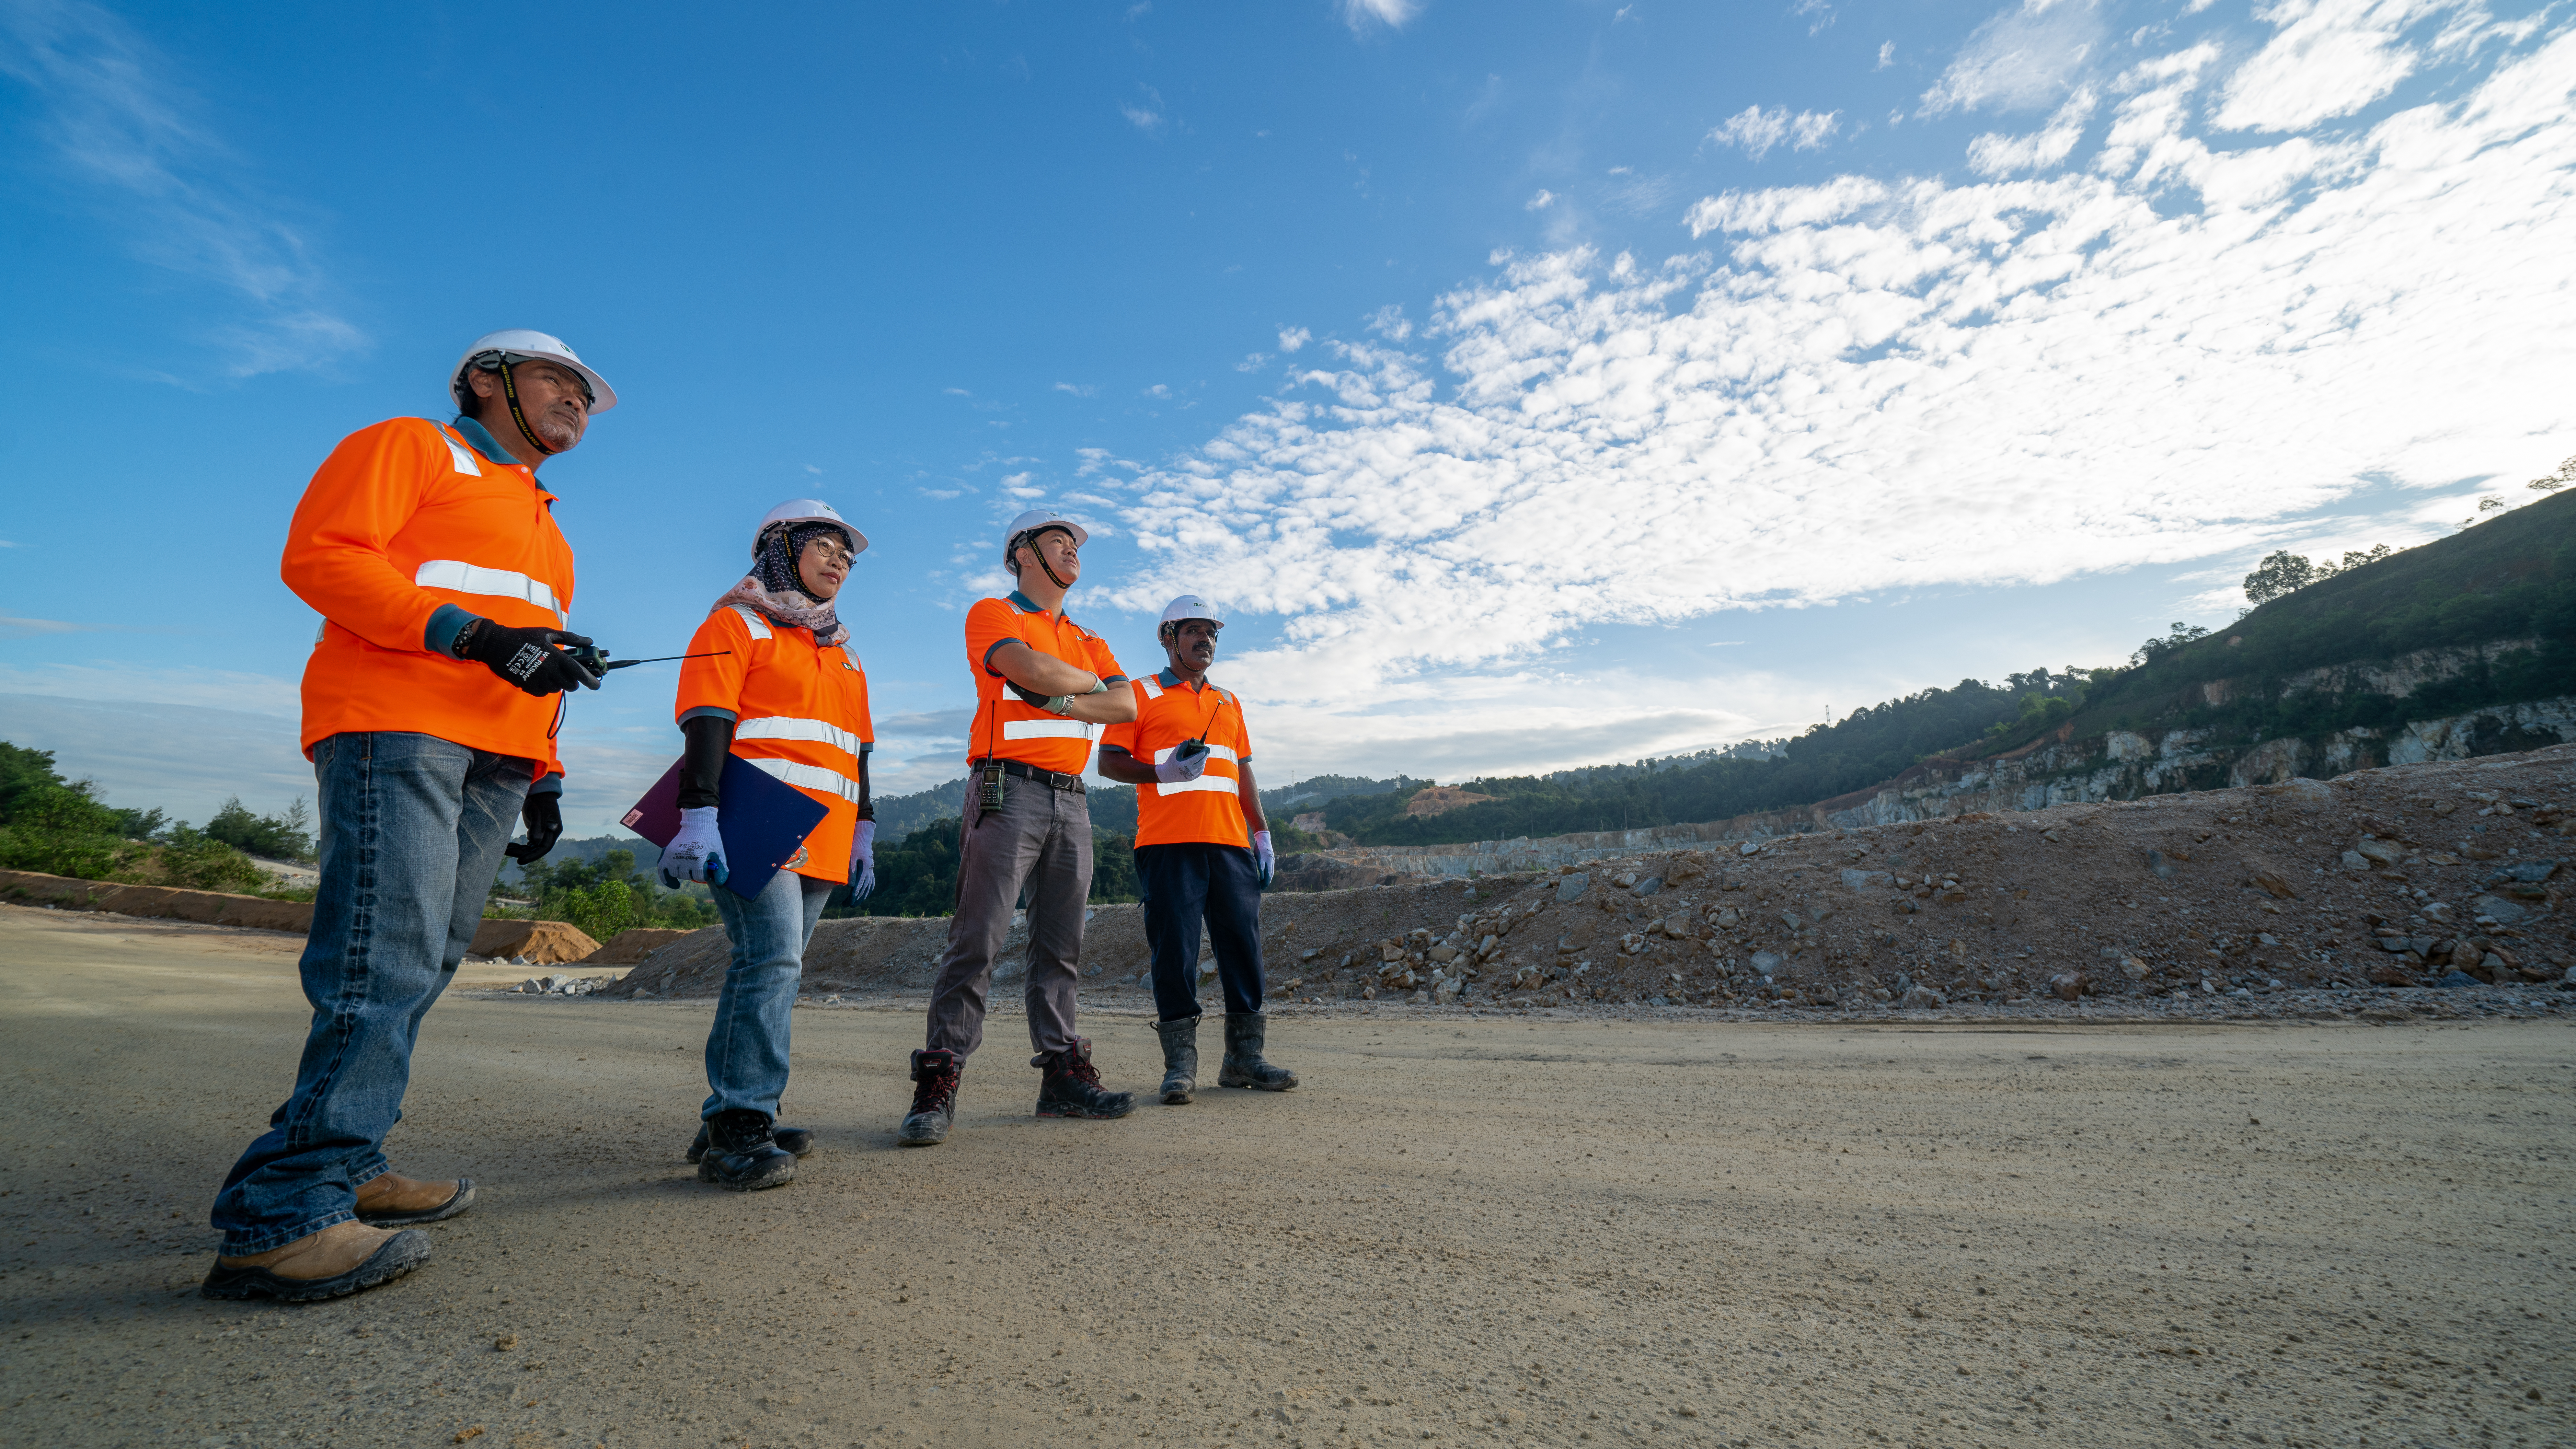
left=899, top=510, right=1141, bottom=1144
left=203, top=331, right=612, bottom=1301
left=1097, top=596, right=1297, bottom=1103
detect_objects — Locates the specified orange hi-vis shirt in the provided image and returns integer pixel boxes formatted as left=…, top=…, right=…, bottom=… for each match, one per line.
left=961, top=592, right=1128, bottom=778
left=1101, top=669, right=1255, bottom=849
left=674, top=604, right=875, bottom=885
left=282, top=417, right=577, bottom=775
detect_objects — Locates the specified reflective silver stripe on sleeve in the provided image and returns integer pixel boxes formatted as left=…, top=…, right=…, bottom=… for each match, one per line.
left=727, top=605, right=772, bottom=640
left=743, top=756, right=862, bottom=804
left=415, top=560, right=565, bottom=626
left=736, top=715, right=868, bottom=758
left=1138, top=677, right=1163, bottom=700
left=435, top=427, right=482, bottom=477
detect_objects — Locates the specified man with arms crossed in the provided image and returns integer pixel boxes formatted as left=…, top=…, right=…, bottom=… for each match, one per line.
left=898, top=511, right=1141, bottom=1144
left=1098, top=597, right=1298, bottom=1103
left=204, top=331, right=612, bottom=1301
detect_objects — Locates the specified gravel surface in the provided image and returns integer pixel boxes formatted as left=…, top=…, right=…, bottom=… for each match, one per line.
left=2, top=902, right=2570, bottom=1449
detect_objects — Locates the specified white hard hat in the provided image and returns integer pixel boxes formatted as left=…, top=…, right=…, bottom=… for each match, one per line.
left=755, top=499, right=867, bottom=557
left=1002, top=508, right=1089, bottom=555
left=1159, top=594, right=1225, bottom=628
left=450, top=329, right=618, bottom=414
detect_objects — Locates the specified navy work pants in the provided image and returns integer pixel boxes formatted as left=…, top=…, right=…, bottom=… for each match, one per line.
left=1134, top=841, right=1265, bottom=1023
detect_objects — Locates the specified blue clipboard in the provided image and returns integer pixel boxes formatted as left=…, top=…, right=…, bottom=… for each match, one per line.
left=623, top=754, right=833, bottom=902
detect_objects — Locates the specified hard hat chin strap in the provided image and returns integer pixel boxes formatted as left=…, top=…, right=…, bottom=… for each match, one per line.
left=498, top=360, right=566, bottom=457
left=1013, top=528, right=1075, bottom=592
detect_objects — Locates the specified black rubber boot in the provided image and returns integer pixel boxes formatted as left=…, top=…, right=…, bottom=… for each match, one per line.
left=1033, top=1037, right=1135, bottom=1119
left=1216, top=1011, right=1298, bottom=1091
left=898, top=1049, right=961, bottom=1146
left=1153, top=1015, right=1201, bottom=1105
left=688, top=1123, right=813, bottom=1163
left=696, top=1108, right=798, bottom=1191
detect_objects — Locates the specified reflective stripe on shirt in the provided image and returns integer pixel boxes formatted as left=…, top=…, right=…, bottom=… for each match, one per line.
left=1152, top=743, right=1239, bottom=765
left=728, top=605, right=772, bottom=640
left=1002, top=718, right=1098, bottom=741
left=436, top=428, right=483, bottom=477
left=744, top=756, right=863, bottom=804
left=1154, top=774, right=1242, bottom=797
left=737, top=715, right=869, bottom=758
left=415, top=560, right=565, bottom=625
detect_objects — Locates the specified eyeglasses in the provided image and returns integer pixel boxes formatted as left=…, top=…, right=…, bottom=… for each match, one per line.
left=806, top=539, right=857, bottom=567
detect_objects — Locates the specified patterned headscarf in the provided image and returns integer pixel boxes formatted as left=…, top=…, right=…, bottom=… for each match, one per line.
left=712, top=520, right=853, bottom=645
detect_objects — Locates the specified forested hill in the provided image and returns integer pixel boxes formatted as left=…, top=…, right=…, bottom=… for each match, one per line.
left=1318, top=671, right=2086, bottom=848
left=1323, top=490, right=2576, bottom=849
left=2004, top=485, right=2576, bottom=751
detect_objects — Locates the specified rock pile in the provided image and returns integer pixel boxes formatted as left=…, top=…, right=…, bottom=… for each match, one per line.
left=591, top=743, right=2576, bottom=1014
left=511, top=973, right=614, bottom=996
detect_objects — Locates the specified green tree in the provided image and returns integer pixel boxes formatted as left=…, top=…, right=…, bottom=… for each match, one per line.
left=202, top=795, right=315, bottom=862
left=0, top=742, right=143, bottom=879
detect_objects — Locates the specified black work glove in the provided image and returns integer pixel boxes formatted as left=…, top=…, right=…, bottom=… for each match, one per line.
left=455, top=617, right=602, bottom=698
left=506, top=790, right=562, bottom=864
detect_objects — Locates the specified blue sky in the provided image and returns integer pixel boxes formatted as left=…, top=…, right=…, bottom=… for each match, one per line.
left=3, top=0, right=2571, bottom=834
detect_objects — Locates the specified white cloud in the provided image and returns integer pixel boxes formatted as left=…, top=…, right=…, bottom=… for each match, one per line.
left=1527, top=188, right=1556, bottom=210
left=1919, top=0, right=2105, bottom=116
left=0, top=615, right=113, bottom=637
left=1053, top=381, right=1098, bottom=396
left=1339, top=0, right=1421, bottom=33
left=1235, top=352, right=1272, bottom=372
left=0, top=0, right=365, bottom=378
left=1101, top=20, right=2576, bottom=781
left=1120, top=84, right=1166, bottom=134
left=1877, top=40, right=1896, bottom=68
left=2211, top=0, right=2465, bottom=133
left=1708, top=105, right=1842, bottom=160
left=1966, top=86, right=2097, bottom=174
left=1277, top=326, right=1312, bottom=353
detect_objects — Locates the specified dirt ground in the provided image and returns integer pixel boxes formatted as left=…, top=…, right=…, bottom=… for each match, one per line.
left=2, top=901, right=2570, bottom=1449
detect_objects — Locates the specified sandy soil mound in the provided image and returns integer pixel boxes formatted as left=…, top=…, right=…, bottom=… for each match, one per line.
left=605, top=745, right=2572, bottom=1009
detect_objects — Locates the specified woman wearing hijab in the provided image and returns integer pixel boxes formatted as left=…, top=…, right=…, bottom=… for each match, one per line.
left=658, top=501, right=876, bottom=1190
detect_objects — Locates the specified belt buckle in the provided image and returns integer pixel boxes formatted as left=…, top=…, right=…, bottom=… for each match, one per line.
left=1048, top=771, right=1072, bottom=791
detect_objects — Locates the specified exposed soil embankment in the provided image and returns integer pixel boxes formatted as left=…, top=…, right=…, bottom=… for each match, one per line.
left=605, top=745, right=2575, bottom=1011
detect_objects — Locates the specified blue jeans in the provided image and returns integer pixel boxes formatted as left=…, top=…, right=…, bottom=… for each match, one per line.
left=211, top=732, right=531, bottom=1254
left=703, top=868, right=836, bottom=1120
left=1135, top=841, right=1266, bottom=1023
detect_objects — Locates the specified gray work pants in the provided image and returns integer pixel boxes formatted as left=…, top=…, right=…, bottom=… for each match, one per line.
left=925, top=771, right=1089, bottom=1059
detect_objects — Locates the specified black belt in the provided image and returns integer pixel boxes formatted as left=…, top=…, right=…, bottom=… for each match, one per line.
left=975, top=759, right=1086, bottom=794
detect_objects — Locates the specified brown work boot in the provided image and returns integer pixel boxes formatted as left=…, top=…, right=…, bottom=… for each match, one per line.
left=201, top=1220, right=431, bottom=1302
left=353, top=1170, right=475, bottom=1227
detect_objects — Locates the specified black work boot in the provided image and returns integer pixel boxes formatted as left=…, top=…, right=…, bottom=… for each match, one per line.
left=1216, top=1011, right=1298, bottom=1091
left=696, top=1108, right=798, bottom=1191
left=688, top=1123, right=813, bottom=1163
left=1033, top=1037, right=1135, bottom=1119
left=898, top=1049, right=961, bottom=1146
left=1153, top=1015, right=1201, bottom=1105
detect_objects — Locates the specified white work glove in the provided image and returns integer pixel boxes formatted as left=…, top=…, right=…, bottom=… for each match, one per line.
left=1253, top=829, right=1275, bottom=889
left=1155, top=741, right=1210, bottom=784
left=849, top=819, right=878, bottom=902
left=657, top=806, right=727, bottom=888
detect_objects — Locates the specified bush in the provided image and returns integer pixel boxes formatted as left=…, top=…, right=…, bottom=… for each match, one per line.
left=0, top=742, right=143, bottom=880
left=154, top=827, right=270, bottom=894
left=203, top=795, right=315, bottom=863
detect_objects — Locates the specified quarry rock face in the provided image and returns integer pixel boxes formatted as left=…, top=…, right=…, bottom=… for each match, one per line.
left=595, top=743, right=2576, bottom=1017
